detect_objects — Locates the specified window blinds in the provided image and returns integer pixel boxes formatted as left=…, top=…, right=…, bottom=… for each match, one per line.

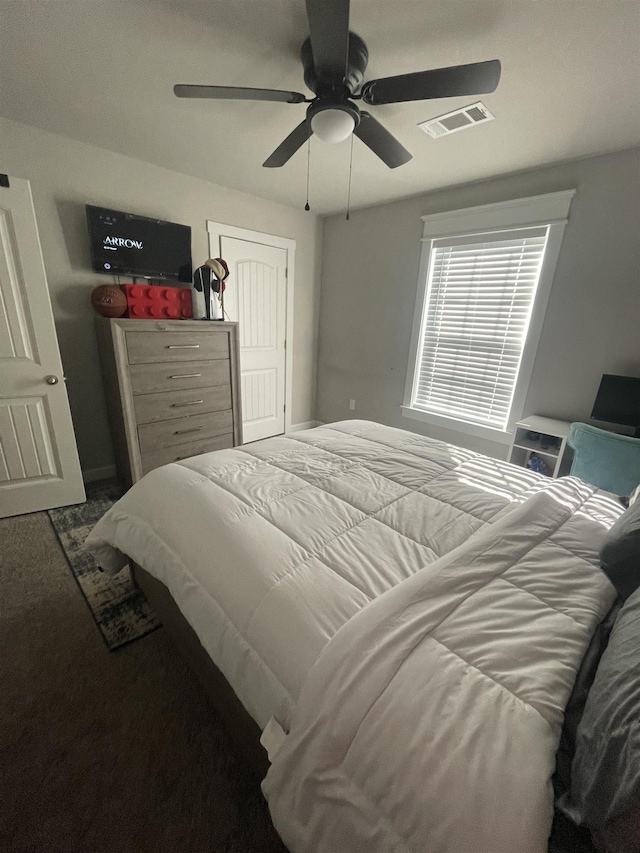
left=413, top=226, right=549, bottom=429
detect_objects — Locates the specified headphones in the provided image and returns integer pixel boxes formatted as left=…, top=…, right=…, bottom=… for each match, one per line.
left=193, top=258, right=229, bottom=319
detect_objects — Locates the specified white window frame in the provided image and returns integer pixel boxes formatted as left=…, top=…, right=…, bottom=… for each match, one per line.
left=402, top=190, right=575, bottom=444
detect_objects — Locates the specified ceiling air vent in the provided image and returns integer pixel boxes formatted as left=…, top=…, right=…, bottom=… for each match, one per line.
left=418, top=101, right=495, bottom=138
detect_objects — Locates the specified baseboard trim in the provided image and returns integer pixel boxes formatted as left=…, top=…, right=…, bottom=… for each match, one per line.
left=83, top=464, right=117, bottom=484
left=287, top=420, right=322, bottom=433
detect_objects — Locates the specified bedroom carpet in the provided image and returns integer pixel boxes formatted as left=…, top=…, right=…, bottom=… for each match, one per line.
left=0, top=510, right=287, bottom=853
left=47, top=482, right=161, bottom=650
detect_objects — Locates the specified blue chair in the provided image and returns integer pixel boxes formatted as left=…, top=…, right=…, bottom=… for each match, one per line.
left=568, top=422, right=640, bottom=496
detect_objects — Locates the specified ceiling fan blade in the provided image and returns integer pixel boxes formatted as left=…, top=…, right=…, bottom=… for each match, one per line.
left=305, top=0, right=350, bottom=84
left=174, top=84, right=307, bottom=104
left=361, top=59, right=501, bottom=105
left=354, top=112, right=412, bottom=169
left=263, top=119, right=312, bottom=168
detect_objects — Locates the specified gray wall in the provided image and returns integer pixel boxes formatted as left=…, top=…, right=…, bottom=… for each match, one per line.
left=1, top=117, right=322, bottom=475
left=317, top=147, right=640, bottom=458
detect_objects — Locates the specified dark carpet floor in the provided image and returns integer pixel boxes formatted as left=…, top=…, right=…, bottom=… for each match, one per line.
left=0, top=510, right=287, bottom=853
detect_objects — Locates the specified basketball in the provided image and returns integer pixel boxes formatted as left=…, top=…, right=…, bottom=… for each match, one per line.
left=91, top=285, right=127, bottom=318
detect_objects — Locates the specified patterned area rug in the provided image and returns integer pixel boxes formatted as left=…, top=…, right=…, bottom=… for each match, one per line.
left=48, top=481, right=161, bottom=650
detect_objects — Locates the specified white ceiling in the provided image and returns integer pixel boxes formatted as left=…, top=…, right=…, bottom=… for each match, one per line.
left=1, top=0, right=639, bottom=216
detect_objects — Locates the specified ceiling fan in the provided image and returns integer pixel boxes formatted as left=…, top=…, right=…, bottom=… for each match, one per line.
left=174, top=0, right=501, bottom=169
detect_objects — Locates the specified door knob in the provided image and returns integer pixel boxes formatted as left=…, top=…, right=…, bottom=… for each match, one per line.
left=45, top=375, right=59, bottom=385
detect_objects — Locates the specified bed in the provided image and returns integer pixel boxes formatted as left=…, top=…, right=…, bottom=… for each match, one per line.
left=86, top=420, right=625, bottom=853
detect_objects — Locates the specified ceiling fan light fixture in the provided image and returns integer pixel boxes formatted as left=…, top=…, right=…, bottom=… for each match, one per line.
left=310, top=108, right=356, bottom=143
left=175, top=0, right=502, bottom=169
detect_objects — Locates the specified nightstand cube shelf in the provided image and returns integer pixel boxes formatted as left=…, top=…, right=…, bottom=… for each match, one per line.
left=508, top=415, right=573, bottom=478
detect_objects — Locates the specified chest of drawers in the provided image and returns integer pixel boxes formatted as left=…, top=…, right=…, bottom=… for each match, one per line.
left=95, top=318, right=242, bottom=486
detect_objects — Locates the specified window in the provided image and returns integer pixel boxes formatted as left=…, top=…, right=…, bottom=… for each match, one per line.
left=414, top=227, right=548, bottom=430
left=403, top=192, right=574, bottom=443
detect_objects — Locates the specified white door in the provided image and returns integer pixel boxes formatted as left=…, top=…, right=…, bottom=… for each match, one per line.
left=216, top=234, right=289, bottom=444
left=0, top=175, right=85, bottom=517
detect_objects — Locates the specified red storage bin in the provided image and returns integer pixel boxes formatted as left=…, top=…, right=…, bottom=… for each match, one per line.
left=123, top=284, right=193, bottom=319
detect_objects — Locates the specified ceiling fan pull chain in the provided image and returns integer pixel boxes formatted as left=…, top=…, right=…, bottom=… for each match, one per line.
left=346, top=133, right=354, bottom=221
left=304, top=136, right=311, bottom=211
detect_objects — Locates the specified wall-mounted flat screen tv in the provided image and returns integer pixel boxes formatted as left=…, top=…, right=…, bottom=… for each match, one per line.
left=86, top=205, right=192, bottom=282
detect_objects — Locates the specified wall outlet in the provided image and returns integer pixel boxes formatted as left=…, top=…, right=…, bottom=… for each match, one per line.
left=349, top=399, right=356, bottom=411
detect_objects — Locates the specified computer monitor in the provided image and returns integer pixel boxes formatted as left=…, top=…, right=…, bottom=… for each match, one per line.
left=591, top=374, right=640, bottom=436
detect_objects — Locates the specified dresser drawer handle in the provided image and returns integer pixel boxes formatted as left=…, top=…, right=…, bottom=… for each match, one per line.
left=173, top=426, right=205, bottom=435
left=171, top=400, right=204, bottom=408
left=167, top=344, right=200, bottom=349
left=169, top=373, right=202, bottom=379
left=175, top=451, right=207, bottom=461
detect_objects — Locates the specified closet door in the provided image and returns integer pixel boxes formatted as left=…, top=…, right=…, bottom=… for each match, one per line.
left=220, top=235, right=287, bottom=444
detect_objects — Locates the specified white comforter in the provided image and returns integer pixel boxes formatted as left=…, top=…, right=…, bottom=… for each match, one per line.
left=86, top=420, right=544, bottom=729
left=263, top=476, right=620, bottom=853
left=86, top=420, right=622, bottom=852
